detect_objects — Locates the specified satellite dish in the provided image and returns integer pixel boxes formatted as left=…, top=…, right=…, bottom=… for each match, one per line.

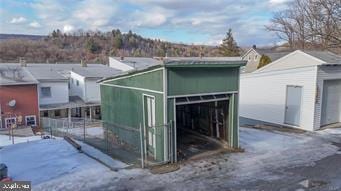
left=8, top=100, right=16, bottom=107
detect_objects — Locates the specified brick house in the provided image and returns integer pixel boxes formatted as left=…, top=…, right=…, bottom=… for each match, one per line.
left=0, top=65, right=39, bottom=129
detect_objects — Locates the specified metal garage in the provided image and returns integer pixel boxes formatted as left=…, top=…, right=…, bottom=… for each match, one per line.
left=99, top=57, right=246, bottom=165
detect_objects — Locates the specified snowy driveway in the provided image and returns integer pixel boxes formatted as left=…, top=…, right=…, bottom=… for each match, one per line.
left=1, top=127, right=341, bottom=191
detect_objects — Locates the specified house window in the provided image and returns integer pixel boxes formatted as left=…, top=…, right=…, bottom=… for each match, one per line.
left=5, top=117, right=16, bottom=129
left=41, top=87, right=51, bottom=98
left=76, top=80, right=79, bottom=86
left=55, top=110, right=61, bottom=117
left=25, top=115, right=37, bottom=126
left=255, top=55, right=258, bottom=60
left=248, top=56, right=251, bottom=60
left=43, top=111, right=49, bottom=117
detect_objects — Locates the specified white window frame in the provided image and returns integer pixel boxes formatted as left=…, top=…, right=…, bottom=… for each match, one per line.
left=25, top=115, right=37, bottom=127
left=5, top=117, right=16, bottom=129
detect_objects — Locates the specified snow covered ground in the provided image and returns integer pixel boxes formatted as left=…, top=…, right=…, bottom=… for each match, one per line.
left=56, top=126, right=104, bottom=138
left=0, top=134, right=42, bottom=147
left=1, top=127, right=341, bottom=191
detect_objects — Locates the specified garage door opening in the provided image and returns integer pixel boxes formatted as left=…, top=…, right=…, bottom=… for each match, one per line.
left=175, top=94, right=230, bottom=161
left=321, top=79, right=341, bottom=127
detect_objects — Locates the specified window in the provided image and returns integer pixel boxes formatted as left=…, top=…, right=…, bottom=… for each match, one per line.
left=5, top=118, right=16, bottom=129
left=54, top=110, right=61, bottom=117
left=43, top=111, right=49, bottom=117
left=255, top=55, right=258, bottom=60
left=248, top=56, right=251, bottom=60
left=25, top=115, right=36, bottom=126
left=76, top=80, right=79, bottom=86
left=41, top=87, right=51, bottom=98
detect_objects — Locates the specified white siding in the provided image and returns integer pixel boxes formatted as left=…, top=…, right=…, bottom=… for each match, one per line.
left=314, top=65, right=341, bottom=129
left=70, top=72, right=86, bottom=100
left=240, top=66, right=318, bottom=131
left=85, top=79, right=100, bottom=102
left=39, top=82, right=69, bottom=105
left=256, top=50, right=324, bottom=73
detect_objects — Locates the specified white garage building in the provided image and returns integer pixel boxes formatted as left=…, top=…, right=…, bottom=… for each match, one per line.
left=240, top=50, right=341, bottom=131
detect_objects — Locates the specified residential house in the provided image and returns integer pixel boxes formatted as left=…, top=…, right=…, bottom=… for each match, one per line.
left=240, top=50, right=341, bottom=131
left=0, top=63, right=121, bottom=127
left=100, top=57, right=246, bottom=163
left=0, top=65, right=39, bottom=129
left=242, top=46, right=291, bottom=73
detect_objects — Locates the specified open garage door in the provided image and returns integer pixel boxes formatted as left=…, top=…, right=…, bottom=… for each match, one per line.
left=175, top=94, right=230, bottom=160
left=321, top=79, right=341, bottom=126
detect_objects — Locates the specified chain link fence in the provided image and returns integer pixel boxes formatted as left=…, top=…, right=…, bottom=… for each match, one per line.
left=41, top=117, right=172, bottom=168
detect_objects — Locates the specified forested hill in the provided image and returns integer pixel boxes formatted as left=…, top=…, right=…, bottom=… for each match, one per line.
left=0, top=29, right=220, bottom=64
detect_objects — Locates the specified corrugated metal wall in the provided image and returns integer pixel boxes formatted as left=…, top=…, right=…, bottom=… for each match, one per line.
left=167, top=67, right=240, bottom=96
left=101, top=68, right=165, bottom=161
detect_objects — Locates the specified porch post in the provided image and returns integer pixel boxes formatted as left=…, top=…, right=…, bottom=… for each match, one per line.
left=68, top=108, right=72, bottom=123
left=89, top=106, right=92, bottom=121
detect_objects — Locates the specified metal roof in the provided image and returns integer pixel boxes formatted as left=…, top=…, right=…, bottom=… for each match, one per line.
left=100, top=57, right=246, bottom=83
left=0, top=65, right=38, bottom=85
left=39, top=96, right=100, bottom=110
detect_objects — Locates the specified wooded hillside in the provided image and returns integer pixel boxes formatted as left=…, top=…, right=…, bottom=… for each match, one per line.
left=0, top=29, right=220, bottom=64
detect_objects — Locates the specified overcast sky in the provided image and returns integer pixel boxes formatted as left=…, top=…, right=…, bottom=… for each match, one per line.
left=0, top=0, right=291, bottom=46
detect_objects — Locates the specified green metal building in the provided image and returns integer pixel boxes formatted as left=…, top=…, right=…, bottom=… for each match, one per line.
left=100, top=57, right=246, bottom=164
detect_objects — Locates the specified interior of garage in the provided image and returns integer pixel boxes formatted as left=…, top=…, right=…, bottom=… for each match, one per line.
left=175, top=95, right=229, bottom=160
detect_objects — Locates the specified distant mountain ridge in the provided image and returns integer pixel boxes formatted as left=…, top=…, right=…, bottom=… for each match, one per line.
left=0, top=34, right=45, bottom=41
left=0, top=29, right=221, bottom=64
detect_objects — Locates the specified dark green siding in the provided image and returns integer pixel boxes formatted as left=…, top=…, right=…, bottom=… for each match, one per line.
left=101, top=69, right=165, bottom=161
left=105, top=68, right=163, bottom=92
left=167, top=67, right=240, bottom=96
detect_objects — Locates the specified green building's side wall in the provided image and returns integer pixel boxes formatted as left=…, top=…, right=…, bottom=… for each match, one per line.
left=167, top=67, right=240, bottom=96
left=101, top=69, right=165, bottom=161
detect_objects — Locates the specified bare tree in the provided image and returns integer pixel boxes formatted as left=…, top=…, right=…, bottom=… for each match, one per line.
left=266, top=0, right=341, bottom=51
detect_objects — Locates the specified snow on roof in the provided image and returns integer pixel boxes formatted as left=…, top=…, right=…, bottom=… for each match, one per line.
left=0, top=63, right=122, bottom=81
left=0, top=65, right=38, bottom=85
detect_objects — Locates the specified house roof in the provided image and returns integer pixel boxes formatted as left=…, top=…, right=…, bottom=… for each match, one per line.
left=303, top=51, right=341, bottom=64
left=100, top=57, right=246, bottom=83
left=111, top=57, right=162, bottom=70
left=0, top=65, right=38, bottom=85
left=255, top=50, right=341, bottom=73
left=0, top=63, right=121, bottom=82
left=70, top=65, right=122, bottom=79
left=39, top=96, right=100, bottom=110
left=243, top=48, right=292, bottom=62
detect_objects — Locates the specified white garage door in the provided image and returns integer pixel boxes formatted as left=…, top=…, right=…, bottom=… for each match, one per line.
left=321, top=79, right=341, bottom=126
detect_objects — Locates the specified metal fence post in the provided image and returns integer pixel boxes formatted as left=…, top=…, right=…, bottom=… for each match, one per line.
left=83, top=118, right=86, bottom=141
